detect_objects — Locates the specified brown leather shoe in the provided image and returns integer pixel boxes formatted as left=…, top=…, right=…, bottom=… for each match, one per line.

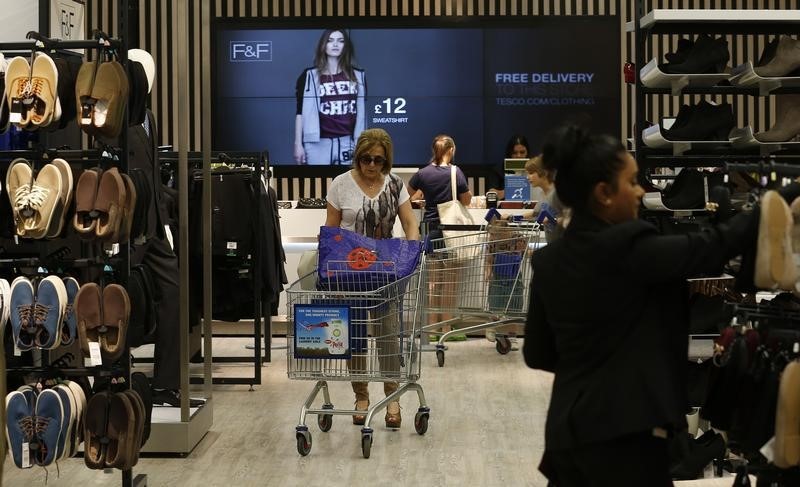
left=116, top=173, right=137, bottom=243
left=92, top=61, right=129, bottom=138
left=94, top=167, right=126, bottom=241
left=101, top=284, right=130, bottom=361
left=105, top=392, right=135, bottom=470
left=121, top=390, right=145, bottom=467
left=75, top=61, right=98, bottom=135
left=84, top=391, right=110, bottom=469
left=75, top=282, right=102, bottom=357
left=385, top=401, right=401, bottom=429
left=73, top=167, right=102, bottom=238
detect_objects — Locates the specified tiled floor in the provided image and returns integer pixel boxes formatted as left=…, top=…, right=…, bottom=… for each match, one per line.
left=3, top=337, right=750, bottom=486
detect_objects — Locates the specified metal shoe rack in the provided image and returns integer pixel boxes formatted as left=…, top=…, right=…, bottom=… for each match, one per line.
left=0, top=20, right=147, bottom=487
left=631, top=0, right=800, bottom=204
left=631, top=4, right=800, bottom=483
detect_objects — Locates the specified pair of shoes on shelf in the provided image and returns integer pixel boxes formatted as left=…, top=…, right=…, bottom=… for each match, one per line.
left=669, top=429, right=727, bottom=480
left=7, top=388, right=64, bottom=467
left=75, top=60, right=129, bottom=138
left=6, top=158, right=73, bottom=239
left=754, top=35, right=800, bottom=78
left=653, top=168, right=725, bottom=211
left=754, top=94, right=800, bottom=143
left=73, top=166, right=137, bottom=243
left=75, top=282, right=130, bottom=362
left=663, top=100, right=735, bottom=142
left=4, top=53, right=60, bottom=129
left=84, top=390, right=146, bottom=470
left=660, top=34, right=730, bottom=74
left=151, top=388, right=205, bottom=408
left=9, top=275, right=68, bottom=350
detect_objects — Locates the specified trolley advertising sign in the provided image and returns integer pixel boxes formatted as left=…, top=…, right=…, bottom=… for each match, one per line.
left=293, top=304, right=351, bottom=359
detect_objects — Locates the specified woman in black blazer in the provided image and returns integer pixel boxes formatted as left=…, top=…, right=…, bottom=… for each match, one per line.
left=523, top=126, right=796, bottom=486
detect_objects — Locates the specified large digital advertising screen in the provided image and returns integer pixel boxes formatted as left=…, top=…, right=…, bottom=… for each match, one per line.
left=213, top=18, right=620, bottom=166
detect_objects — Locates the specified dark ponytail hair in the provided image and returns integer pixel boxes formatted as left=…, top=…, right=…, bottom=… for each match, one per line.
left=542, top=125, right=626, bottom=214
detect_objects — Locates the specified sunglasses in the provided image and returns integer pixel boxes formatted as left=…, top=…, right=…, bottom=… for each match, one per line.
left=358, top=155, right=387, bottom=166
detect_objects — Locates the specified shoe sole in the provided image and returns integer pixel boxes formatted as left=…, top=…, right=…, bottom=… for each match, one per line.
left=756, top=191, right=797, bottom=289
left=767, top=193, right=796, bottom=289
left=46, top=159, right=74, bottom=238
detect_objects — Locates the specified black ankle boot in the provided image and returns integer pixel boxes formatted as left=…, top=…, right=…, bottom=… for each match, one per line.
left=664, top=35, right=730, bottom=74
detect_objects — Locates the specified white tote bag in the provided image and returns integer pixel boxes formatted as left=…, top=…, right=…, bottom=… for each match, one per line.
left=436, top=165, right=482, bottom=260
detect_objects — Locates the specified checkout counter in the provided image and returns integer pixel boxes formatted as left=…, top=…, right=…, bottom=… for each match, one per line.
left=276, top=203, right=531, bottom=321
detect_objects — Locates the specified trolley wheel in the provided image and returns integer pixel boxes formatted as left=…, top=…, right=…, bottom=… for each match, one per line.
left=318, top=414, right=333, bottom=432
left=361, top=433, right=373, bottom=459
left=296, top=430, right=312, bottom=456
left=414, top=412, right=429, bottom=435
left=436, top=349, right=445, bottom=367
left=496, top=336, right=511, bottom=355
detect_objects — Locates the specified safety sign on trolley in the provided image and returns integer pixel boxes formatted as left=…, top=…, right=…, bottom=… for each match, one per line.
left=293, top=304, right=351, bottom=359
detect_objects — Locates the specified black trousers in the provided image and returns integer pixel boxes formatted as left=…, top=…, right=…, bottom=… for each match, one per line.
left=542, top=432, right=673, bottom=487
left=134, top=236, right=180, bottom=390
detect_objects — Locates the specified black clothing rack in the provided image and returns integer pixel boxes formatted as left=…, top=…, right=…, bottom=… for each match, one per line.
left=708, top=300, right=800, bottom=484
left=156, top=150, right=275, bottom=387
left=0, top=8, right=146, bottom=486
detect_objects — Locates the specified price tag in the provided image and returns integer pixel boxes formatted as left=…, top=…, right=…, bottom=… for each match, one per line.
left=89, top=341, right=103, bottom=366
left=227, top=241, right=237, bottom=250
left=760, top=435, right=775, bottom=463
left=13, top=341, right=21, bottom=357
left=21, top=442, right=30, bottom=468
left=9, top=98, right=23, bottom=123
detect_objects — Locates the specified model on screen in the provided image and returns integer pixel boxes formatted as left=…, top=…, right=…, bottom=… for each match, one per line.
left=294, top=29, right=366, bottom=165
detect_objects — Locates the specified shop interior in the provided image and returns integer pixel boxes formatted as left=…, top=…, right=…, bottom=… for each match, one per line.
left=1, top=0, right=800, bottom=485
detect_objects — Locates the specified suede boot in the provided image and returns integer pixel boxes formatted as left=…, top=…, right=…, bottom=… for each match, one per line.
left=754, top=35, right=800, bottom=78
left=754, top=95, right=800, bottom=143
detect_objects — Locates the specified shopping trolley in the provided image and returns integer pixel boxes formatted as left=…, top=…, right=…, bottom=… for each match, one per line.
left=423, top=221, right=541, bottom=366
left=286, top=258, right=429, bottom=458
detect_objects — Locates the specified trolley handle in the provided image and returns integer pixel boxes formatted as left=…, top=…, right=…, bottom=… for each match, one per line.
left=437, top=224, right=484, bottom=232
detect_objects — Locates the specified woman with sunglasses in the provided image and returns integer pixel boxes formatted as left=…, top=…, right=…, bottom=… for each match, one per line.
left=325, top=128, right=419, bottom=428
left=408, top=134, right=472, bottom=339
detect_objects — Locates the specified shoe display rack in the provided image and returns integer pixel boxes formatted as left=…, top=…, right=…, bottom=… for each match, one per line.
left=0, top=20, right=148, bottom=487
left=633, top=4, right=800, bottom=483
left=632, top=3, right=800, bottom=192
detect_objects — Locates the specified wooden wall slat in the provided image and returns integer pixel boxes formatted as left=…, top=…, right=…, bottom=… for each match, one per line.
left=102, top=0, right=794, bottom=175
